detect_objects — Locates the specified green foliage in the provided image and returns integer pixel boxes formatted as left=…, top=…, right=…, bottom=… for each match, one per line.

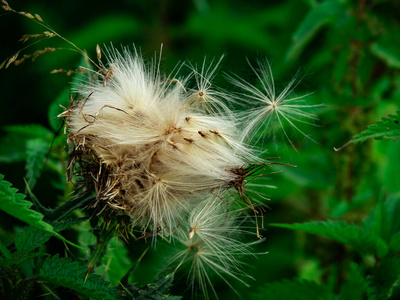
left=0, top=174, right=78, bottom=247
left=286, top=0, right=345, bottom=61
left=0, top=125, right=52, bottom=163
left=339, top=263, right=366, bottom=300
left=15, top=226, right=52, bottom=254
left=0, top=174, right=55, bottom=234
left=345, top=111, right=400, bottom=146
left=364, top=257, right=400, bottom=300
left=389, top=231, right=400, bottom=252
left=39, top=255, right=120, bottom=300
left=371, top=31, right=400, bottom=69
left=97, top=237, right=134, bottom=287
left=0, top=240, right=12, bottom=260
left=251, top=279, right=334, bottom=300
left=127, top=273, right=179, bottom=300
left=25, top=138, right=48, bottom=190
left=271, top=221, right=389, bottom=257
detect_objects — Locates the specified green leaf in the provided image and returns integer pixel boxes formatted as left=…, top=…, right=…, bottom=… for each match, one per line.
left=389, top=231, right=400, bottom=252
left=129, top=273, right=177, bottom=300
left=367, top=196, right=391, bottom=243
left=25, top=139, right=48, bottom=191
left=366, top=256, right=400, bottom=300
left=14, top=252, right=50, bottom=266
left=386, top=194, right=400, bottom=235
left=335, top=111, right=400, bottom=150
left=354, top=111, right=400, bottom=143
left=286, top=0, right=344, bottom=61
left=251, top=279, right=334, bottom=300
left=371, top=32, right=400, bottom=69
left=39, top=255, right=120, bottom=300
left=339, top=262, right=366, bottom=300
left=0, top=125, right=53, bottom=163
left=0, top=240, right=12, bottom=260
left=271, top=221, right=389, bottom=257
left=15, top=226, right=52, bottom=255
left=97, top=237, right=134, bottom=287
left=0, top=174, right=81, bottom=249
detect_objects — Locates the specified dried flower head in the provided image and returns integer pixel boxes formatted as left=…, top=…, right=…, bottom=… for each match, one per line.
left=58, top=45, right=314, bottom=297
left=63, top=47, right=259, bottom=234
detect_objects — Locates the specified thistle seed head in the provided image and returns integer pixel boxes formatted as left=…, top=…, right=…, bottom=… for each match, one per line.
left=60, top=45, right=315, bottom=296
left=64, top=47, right=255, bottom=234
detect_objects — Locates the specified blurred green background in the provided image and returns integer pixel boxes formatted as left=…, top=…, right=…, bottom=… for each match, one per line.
left=1, top=0, right=400, bottom=299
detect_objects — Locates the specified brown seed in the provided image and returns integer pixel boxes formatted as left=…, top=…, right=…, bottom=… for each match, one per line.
left=35, top=14, right=43, bottom=21
left=96, top=44, right=101, bottom=61
left=5, top=53, right=18, bottom=69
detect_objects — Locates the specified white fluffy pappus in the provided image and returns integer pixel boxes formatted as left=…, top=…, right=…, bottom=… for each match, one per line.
left=227, top=59, right=321, bottom=148
left=65, top=47, right=256, bottom=233
left=164, top=196, right=266, bottom=299
left=62, top=46, right=315, bottom=298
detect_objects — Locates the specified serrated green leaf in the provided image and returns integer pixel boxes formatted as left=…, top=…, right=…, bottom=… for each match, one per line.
left=15, top=226, right=52, bottom=255
left=25, top=139, right=49, bottom=191
left=366, top=256, right=400, bottom=300
left=0, top=174, right=54, bottom=233
left=286, top=0, right=344, bottom=61
left=339, top=262, right=366, bottom=300
left=39, top=255, right=120, bottom=300
left=271, top=221, right=389, bottom=257
left=353, top=111, right=400, bottom=143
left=337, top=111, right=400, bottom=150
left=0, top=239, right=12, bottom=260
left=0, top=175, right=81, bottom=249
left=0, top=125, right=53, bottom=163
left=251, top=279, right=334, bottom=300
left=131, top=273, right=176, bottom=300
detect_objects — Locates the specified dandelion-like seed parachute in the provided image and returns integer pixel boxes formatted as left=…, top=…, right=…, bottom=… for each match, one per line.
left=166, top=196, right=264, bottom=299
left=60, top=46, right=314, bottom=297
left=228, top=59, right=320, bottom=148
